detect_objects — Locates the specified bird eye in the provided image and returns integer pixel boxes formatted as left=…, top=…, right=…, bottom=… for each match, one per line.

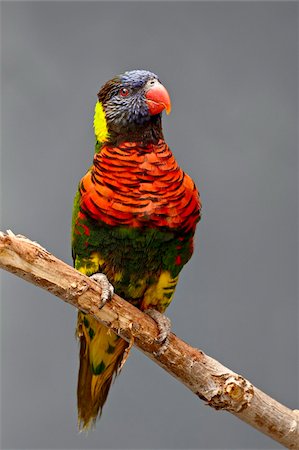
left=119, top=87, right=130, bottom=97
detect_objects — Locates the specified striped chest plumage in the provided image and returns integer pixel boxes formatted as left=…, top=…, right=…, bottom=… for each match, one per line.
left=79, top=140, right=200, bottom=233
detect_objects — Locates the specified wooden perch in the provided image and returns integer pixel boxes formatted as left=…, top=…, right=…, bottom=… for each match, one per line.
left=0, top=231, right=298, bottom=449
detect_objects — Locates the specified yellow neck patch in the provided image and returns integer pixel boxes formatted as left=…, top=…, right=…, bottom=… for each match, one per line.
left=93, top=102, right=109, bottom=143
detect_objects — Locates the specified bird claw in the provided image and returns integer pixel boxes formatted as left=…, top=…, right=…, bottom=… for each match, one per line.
left=90, top=273, right=114, bottom=309
left=145, top=309, right=171, bottom=356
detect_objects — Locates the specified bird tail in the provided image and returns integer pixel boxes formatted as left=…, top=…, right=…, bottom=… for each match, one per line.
left=76, top=311, right=129, bottom=430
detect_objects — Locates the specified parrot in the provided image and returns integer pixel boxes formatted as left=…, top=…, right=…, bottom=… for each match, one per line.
left=72, top=69, right=201, bottom=430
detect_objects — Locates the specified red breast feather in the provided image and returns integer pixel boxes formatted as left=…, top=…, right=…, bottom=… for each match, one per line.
left=79, top=140, right=201, bottom=231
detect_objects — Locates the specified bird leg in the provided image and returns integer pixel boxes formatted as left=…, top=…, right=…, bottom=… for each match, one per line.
left=90, top=273, right=114, bottom=309
left=145, top=309, right=171, bottom=356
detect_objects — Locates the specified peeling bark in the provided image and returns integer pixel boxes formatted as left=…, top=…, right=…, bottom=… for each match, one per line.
left=0, top=231, right=298, bottom=449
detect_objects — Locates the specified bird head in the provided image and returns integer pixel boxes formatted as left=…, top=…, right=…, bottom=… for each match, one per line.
left=94, top=70, right=171, bottom=146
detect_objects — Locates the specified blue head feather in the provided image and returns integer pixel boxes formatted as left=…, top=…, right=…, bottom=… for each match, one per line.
left=100, top=70, right=159, bottom=128
left=120, top=70, right=158, bottom=88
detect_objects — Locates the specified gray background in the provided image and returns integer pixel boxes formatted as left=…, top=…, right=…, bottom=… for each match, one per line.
left=1, top=2, right=298, bottom=449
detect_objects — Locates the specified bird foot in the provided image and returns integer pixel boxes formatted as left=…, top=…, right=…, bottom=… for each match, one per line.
left=90, top=273, right=114, bottom=308
left=145, top=309, right=171, bottom=356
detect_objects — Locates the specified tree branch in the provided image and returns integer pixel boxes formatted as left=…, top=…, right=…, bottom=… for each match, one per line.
left=0, top=231, right=298, bottom=449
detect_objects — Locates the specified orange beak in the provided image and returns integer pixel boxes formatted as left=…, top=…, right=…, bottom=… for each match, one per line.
left=145, top=81, right=172, bottom=116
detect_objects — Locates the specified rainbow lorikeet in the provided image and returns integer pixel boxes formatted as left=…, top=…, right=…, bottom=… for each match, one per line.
left=72, top=70, right=201, bottom=429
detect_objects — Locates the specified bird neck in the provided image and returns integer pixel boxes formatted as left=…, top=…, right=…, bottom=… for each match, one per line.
left=106, top=115, right=164, bottom=147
